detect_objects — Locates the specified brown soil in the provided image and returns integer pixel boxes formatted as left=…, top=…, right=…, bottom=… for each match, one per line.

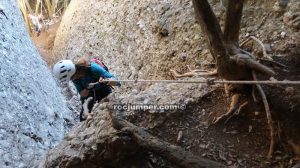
left=31, top=21, right=61, bottom=66
left=127, top=88, right=269, bottom=167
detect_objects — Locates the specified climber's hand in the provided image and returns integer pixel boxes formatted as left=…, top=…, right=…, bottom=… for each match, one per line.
left=87, top=83, right=96, bottom=90
left=99, top=77, right=109, bottom=85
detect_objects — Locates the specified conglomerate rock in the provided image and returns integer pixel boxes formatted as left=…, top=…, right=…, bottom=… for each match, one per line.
left=0, top=0, right=74, bottom=167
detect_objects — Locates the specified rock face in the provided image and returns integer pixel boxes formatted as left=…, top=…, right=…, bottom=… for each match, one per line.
left=0, top=0, right=73, bottom=167
left=37, top=81, right=215, bottom=167
left=53, top=0, right=206, bottom=80
left=53, top=0, right=299, bottom=81
left=41, top=0, right=300, bottom=167
left=37, top=106, right=119, bottom=168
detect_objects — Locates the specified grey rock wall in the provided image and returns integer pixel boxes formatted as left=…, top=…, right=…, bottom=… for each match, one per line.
left=53, top=0, right=298, bottom=83
left=0, top=0, right=73, bottom=167
left=53, top=0, right=205, bottom=81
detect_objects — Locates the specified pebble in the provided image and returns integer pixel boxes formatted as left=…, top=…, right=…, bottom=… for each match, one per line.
left=285, top=87, right=294, bottom=95
left=280, top=31, right=286, bottom=38
left=176, top=131, right=183, bottom=142
left=178, top=53, right=187, bottom=62
left=199, top=144, right=206, bottom=149
left=292, top=163, right=300, bottom=168
left=227, top=160, right=233, bottom=165
left=143, top=99, right=150, bottom=104
left=263, top=43, right=272, bottom=53
left=230, top=130, right=238, bottom=135
left=248, top=125, right=253, bottom=133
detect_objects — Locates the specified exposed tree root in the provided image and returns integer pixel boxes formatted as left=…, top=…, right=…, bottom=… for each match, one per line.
left=249, top=36, right=273, bottom=60
left=258, top=58, right=288, bottom=68
left=110, top=111, right=225, bottom=168
left=224, top=83, right=230, bottom=97
left=240, top=37, right=251, bottom=47
left=252, top=71, right=275, bottom=159
left=241, top=36, right=287, bottom=69
left=241, top=36, right=288, bottom=69
left=170, top=67, right=217, bottom=79
left=288, top=140, right=300, bottom=156
left=225, top=101, right=249, bottom=124
left=232, top=54, right=275, bottom=76
left=252, top=87, right=258, bottom=102
left=212, top=93, right=241, bottom=124
left=241, top=35, right=276, bottom=158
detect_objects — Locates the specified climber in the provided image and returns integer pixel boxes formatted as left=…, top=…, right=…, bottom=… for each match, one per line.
left=28, top=14, right=42, bottom=36
left=53, top=59, right=121, bottom=121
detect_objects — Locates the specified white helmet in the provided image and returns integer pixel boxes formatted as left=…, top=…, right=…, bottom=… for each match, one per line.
left=53, top=60, right=76, bottom=83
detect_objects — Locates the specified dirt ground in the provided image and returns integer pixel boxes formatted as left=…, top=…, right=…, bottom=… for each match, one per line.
left=31, top=21, right=60, bottom=66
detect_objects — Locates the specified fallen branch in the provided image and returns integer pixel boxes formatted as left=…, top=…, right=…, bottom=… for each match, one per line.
left=110, top=112, right=225, bottom=168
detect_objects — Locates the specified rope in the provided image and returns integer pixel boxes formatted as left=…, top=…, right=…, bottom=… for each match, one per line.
left=113, top=79, right=300, bottom=85
left=89, top=79, right=300, bottom=86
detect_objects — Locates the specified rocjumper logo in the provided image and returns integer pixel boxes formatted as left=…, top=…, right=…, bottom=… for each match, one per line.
left=113, top=103, right=186, bottom=111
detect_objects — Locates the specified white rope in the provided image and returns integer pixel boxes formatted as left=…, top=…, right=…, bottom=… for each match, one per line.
left=117, top=79, right=300, bottom=85
left=91, top=79, right=300, bottom=86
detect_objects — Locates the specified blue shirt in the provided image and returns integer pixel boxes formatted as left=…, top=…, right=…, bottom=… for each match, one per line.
left=72, top=62, right=121, bottom=97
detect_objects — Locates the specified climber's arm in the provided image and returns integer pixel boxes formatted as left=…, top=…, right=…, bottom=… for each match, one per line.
left=92, top=63, right=121, bottom=87
left=73, top=80, right=90, bottom=98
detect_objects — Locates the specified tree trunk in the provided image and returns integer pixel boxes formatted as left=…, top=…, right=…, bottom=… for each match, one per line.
left=192, top=0, right=227, bottom=61
left=18, top=0, right=32, bottom=35
left=192, top=0, right=276, bottom=158
left=192, top=0, right=274, bottom=80
left=24, top=0, right=33, bottom=14
left=224, top=0, right=244, bottom=46
left=35, top=0, right=41, bottom=15
left=44, top=0, right=52, bottom=18
left=51, top=0, right=59, bottom=17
